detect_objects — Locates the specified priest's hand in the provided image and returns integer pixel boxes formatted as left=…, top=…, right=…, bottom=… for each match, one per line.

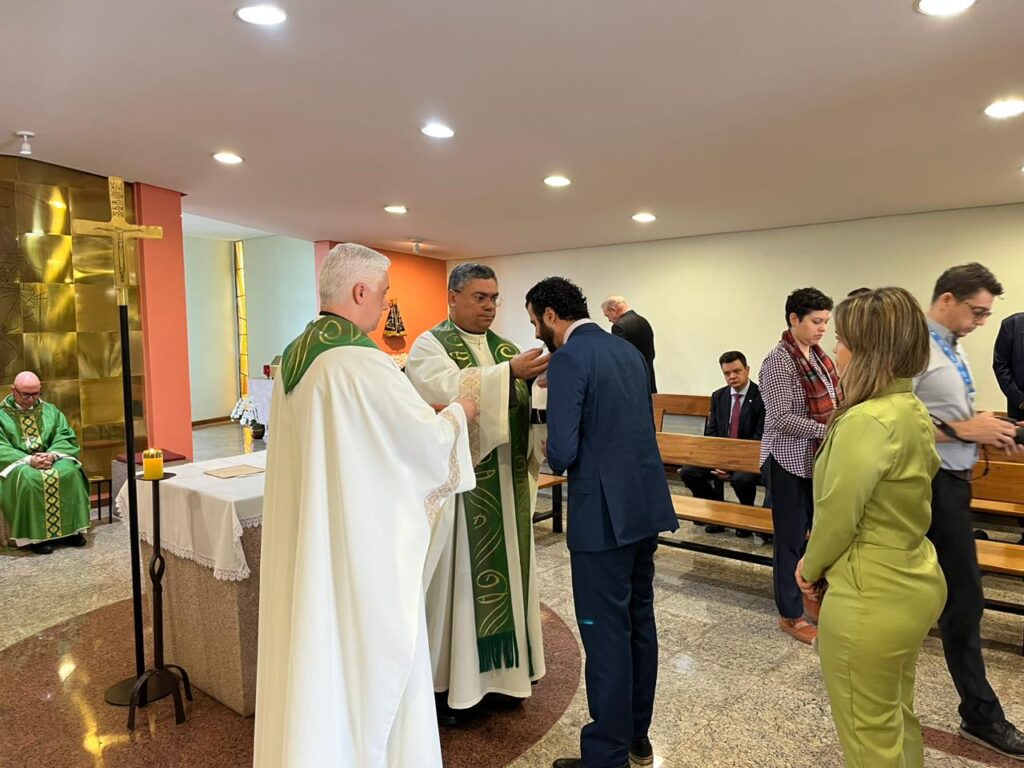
left=453, top=397, right=479, bottom=422
left=510, top=348, right=549, bottom=381
left=29, top=453, right=53, bottom=469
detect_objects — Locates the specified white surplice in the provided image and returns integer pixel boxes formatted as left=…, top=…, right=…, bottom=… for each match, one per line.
left=406, top=326, right=545, bottom=710
left=253, top=344, right=475, bottom=768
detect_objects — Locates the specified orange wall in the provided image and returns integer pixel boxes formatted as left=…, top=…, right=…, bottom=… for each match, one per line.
left=313, top=242, right=448, bottom=352
left=135, top=184, right=194, bottom=459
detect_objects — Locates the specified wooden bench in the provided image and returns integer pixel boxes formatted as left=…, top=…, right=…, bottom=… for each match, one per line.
left=657, top=432, right=1024, bottom=649
left=652, top=393, right=712, bottom=432
left=533, top=473, right=567, bottom=532
left=972, top=459, right=1024, bottom=519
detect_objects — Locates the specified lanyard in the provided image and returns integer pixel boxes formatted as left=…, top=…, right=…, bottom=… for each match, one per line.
left=929, top=329, right=975, bottom=401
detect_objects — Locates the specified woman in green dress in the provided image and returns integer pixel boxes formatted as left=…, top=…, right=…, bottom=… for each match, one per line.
left=797, top=287, right=947, bottom=768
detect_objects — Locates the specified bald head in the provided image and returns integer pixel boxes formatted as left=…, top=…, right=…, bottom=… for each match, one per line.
left=11, top=371, right=42, bottom=409
left=601, top=296, right=629, bottom=323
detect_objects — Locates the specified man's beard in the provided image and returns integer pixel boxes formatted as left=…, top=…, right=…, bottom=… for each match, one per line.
left=539, top=321, right=557, bottom=353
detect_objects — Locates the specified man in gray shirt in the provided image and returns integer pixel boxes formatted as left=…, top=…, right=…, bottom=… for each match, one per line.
left=914, top=262, right=1024, bottom=760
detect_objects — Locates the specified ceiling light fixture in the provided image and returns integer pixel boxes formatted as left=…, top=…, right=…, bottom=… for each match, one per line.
left=912, top=0, right=977, bottom=16
left=984, top=98, right=1024, bottom=119
left=632, top=212, right=656, bottom=223
left=235, top=5, right=287, bottom=25
left=421, top=122, right=455, bottom=139
left=412, top=239, right=423, bottom=255
left=384, top=204, right=408, bottom=214
left=213, top=151, right=245, bottom=165
left=15, top=131, right=34, bottom=155
left=544, top=175, right=572, bottom=187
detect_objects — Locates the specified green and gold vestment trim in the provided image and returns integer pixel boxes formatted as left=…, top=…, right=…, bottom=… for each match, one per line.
left=281, top=314, right=379, bottom=394
left=431, top=319, right=534, bottom=674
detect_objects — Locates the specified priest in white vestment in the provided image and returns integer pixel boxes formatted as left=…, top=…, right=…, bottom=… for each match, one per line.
left=406, top=263, right=549, bottom=720
left=253, top=244, right=477, bottom=768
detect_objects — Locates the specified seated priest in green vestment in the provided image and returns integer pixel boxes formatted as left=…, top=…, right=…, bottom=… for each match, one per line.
left=0, top=372, right=90, bottom=555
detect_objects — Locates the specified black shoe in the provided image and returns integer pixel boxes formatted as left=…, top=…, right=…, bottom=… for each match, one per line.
left=629, top=736, right=654, bottom=765
left=974, top=529, right=990, bottom=540
left=29, top=541, right=54, bottom=555
left=552, top=760, right=627, bottom=768
left=67, top=533, right=87, bottom=547
left=435, top=693, right=460, bottom=727
left=704, top=524, right=725, bottom=534
left=734, top=529, right=752, bottom=538
left=486, top=692, right=524, bottom=709
left=959, top=720, right=1024, bottom=760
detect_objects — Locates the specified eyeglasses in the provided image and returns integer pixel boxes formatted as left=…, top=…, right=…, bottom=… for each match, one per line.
left=962, top=301, right=993, bottom=320
left=457, top=291, right=502, bottom=307
left=13, top=388, right=41, bottom=399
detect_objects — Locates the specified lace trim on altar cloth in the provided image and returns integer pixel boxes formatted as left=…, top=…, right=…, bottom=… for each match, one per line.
left=114, top=496, right=259, bottom=581
left=425, top=410, right=464, bottom=526
left=458, top=367, right=483, bottom=464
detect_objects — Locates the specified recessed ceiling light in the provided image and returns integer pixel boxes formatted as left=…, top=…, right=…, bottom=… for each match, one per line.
left=213, top=151, right=244, bottom=165
left=984, top=98, right=1024, bottom=119
left=912, top=0, right=977, bottom=16
left=632, top=212, right=656, bottom=223
left=235, top=5, right=287, bottom=25
left=384, top=204, right=408, bottom=215
left=421, top=122, right=455, bottom=139
left=544, top=175, right=572, bottom=187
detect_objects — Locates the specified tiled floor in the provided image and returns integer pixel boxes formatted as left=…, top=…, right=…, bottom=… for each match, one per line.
left=2, top=422, right=1023, bottom=767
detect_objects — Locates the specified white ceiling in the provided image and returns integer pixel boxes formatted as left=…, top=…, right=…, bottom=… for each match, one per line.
left=2, top=1, right=1023, bottom=260
left=181, top=213, right=271, bottom=241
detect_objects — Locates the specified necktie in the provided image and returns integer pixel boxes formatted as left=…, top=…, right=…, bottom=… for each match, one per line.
left=729, top=393, right=742, bottom=438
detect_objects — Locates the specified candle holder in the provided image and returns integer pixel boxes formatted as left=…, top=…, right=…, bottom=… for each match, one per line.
left=126, top=472, right=193, bottom=730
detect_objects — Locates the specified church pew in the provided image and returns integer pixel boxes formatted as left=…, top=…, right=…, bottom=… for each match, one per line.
left=533, top=473, right=567, bottom=532
left=652, top=393, right=712, bottom=432
left=657, top=432, right=1024, bottom=650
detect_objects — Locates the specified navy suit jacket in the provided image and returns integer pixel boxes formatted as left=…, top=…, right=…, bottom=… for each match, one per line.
left=546, top=322, right=678, bottom=552
left=706, top=382, right=765, bottom=441
left=994, top=312, right=1024, bottom=419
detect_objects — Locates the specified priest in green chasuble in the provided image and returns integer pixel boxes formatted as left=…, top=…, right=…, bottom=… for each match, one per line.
left=406, top=263, right=549, bottom=719
left=0, top=371, right=90, bottom=555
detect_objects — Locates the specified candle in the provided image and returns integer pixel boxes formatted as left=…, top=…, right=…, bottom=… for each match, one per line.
left=142, top=448, right=164, bottom=480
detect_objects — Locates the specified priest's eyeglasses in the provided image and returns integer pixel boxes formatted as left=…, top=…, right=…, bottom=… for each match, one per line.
left=13, top=388, right=41, bottom=399
left=459, top=291, right=502, bottom=307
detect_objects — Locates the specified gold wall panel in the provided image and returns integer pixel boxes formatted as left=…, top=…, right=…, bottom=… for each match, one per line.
left=41, top=378, right=82, bottom=429
left=77, top=332, right=121, bottom=379
left=14, top=183, right=71, bottom=237
left=74, top=284, right=119, bottom=332
left=21, top=235, right=73, bottom=284
left=0, top=335, right=25, bottom=382
left=0, top=156, right=149, bottom=479
left=21, top=284, right=77, bottom=333
left=24, top=332, right=79, bottom=380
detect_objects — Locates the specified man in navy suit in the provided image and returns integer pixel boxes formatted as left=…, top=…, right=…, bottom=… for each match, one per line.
left=526, top=277, right=678, bottom=768
left=678, top=350, right=765, bottom=536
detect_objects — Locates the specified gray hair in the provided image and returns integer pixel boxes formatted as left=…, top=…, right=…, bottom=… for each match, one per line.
left=318, top=243, right=390, bottom=306
left=448, top=263, right=496, bottom=292
left=601, top=295, right=627, bottom=311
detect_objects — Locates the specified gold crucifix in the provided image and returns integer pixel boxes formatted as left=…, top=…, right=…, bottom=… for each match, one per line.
left=71, top=176, right=163, bottom=305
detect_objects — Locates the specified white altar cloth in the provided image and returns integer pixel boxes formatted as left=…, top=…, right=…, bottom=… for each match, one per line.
left=115, top=452, right=266, bottom=581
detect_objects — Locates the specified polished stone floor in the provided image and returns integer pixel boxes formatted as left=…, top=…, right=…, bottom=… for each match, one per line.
left=2, top=422, right=1023, bottom=767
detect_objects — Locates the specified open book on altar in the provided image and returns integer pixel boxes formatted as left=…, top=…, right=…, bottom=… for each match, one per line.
left=204, top=465, right=266, bottom=479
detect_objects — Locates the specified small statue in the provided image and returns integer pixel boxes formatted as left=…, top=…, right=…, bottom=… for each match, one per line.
left=383, top=300, right=406, bottom=338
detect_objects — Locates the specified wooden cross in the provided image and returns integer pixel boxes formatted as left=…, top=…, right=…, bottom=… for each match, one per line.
left=71, top=176, right=163, bottom=305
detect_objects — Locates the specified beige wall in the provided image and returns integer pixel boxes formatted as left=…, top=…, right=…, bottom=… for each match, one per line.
left=462, top=203, right=1024, bottom=412
left=183, top=236, right=238, bottom=421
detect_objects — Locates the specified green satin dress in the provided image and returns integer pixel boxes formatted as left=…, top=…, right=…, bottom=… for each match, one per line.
left=803, top=380, right=947, bottom=768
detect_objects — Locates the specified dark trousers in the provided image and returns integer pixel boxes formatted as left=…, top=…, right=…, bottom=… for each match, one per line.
left=678, top=465, right=760, bottom=507
left=764, top=456, right=814, bottom=619
left=928, top=469, right=1004, bottom=726
left=570, top=536, right=659, bottom=768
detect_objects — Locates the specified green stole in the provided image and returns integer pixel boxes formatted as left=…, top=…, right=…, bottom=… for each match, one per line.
left=431, top=319, right=534, bottom=673
left=281, top=314, right=379, bottom=394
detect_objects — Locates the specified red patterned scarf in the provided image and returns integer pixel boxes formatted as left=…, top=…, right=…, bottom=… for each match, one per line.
left=780, top=329, right=843, bottom=423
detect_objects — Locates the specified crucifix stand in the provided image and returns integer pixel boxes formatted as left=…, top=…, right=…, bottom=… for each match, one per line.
left=72, top=177, right=185, bottom=717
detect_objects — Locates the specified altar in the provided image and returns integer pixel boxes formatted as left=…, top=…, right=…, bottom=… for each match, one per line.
left=116, top=452, right=266, bottom=716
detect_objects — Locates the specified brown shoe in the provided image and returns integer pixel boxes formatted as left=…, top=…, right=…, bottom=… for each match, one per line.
left=779, top=617, right=817, bottom=645
left=802, top=593, right=821, bottom=624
